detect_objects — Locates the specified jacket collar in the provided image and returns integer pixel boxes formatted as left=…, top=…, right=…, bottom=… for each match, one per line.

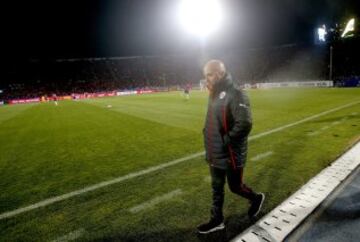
left=212, top=73, right=233, bottom=97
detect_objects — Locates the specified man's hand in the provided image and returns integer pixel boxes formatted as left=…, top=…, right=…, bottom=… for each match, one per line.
left=223, top=134, right=231, bottom=146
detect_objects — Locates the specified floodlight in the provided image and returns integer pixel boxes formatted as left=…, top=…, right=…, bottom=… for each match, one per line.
left=341, top=18, right=355, bottom=38
left=317, top=25, right=327, bottom=42
left=177, top=0, right=223, bottom=39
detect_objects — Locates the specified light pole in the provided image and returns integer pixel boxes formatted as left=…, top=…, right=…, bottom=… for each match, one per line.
left=329, top=45, right=333, bottom=81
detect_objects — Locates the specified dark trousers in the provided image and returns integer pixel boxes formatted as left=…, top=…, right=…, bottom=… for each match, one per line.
left=210, top=165, right=257, bottom=221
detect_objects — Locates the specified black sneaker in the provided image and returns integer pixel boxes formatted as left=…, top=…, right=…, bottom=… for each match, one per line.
left=248, top=193, right=265, bottom=218
left=197, top=218, right=225, bottom=234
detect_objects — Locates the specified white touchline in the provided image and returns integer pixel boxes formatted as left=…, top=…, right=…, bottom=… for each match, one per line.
left=1, top=100, right=360, bottom=220
left=0, top=152, right=203, bottom=220
left=129, top=189, right=183, bottom=213
left=250, top=151, right=274, bottom=162
left=51, top=228, right=85, bottom=242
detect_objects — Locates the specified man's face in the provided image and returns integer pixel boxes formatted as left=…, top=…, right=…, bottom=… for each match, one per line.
left=203, top=70, right=221, bottom=92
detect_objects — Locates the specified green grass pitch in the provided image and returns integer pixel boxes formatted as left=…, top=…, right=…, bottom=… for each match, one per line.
left=0, top=88, right=360, bottom=241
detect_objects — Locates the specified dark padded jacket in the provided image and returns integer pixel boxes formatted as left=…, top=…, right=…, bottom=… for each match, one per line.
left=203, top=73, right=252, bottom=170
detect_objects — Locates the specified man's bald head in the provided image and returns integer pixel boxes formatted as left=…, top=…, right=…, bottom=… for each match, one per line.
left=203, top=60, right=226, bottom=77
left=203, top=60, right=227, bottom=93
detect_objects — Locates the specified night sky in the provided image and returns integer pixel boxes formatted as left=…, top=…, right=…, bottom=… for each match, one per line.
left=1, top=0, right=359, bottom=59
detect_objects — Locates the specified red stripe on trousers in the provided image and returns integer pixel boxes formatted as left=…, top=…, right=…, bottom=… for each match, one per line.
left=239, top=168, right=251, bottom=193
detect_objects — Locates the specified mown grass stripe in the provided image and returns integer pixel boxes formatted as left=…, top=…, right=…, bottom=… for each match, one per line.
left=0, top=100, right=359, bottom=221
left=249, top=100, right=360, bottom=140
left=0, top=152, right=203, bottom=220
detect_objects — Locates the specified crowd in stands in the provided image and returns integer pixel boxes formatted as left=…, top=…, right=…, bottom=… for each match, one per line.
left=1, top=56, right=201, bottom=101
left=1, top=41, right=359, bottom=102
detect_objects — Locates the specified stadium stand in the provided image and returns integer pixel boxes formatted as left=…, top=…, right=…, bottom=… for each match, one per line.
left=1, top=41, right=359, bottom=103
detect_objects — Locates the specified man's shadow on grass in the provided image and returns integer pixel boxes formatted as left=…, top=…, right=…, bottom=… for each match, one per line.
left=89, top=212, right=262, bottom=242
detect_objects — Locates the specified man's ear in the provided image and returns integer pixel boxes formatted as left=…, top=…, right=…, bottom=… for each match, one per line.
left=217, top=71, right=224, bottom=80
left=220, top=71, right=226, bottom=78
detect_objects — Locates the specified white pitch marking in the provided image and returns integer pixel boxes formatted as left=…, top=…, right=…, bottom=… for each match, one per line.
left=129, top=189, right=182, bottom=213
left=340, top=117, right=348, bottom=122
left=308, top=115, right=350, bottom=136
left=204, top=176, right=211, bottom=183
left=51, top=229, right=85, bottom=242
left=250, top=151, right=274, bottom=162
left=307, top=125, right=330, bottom=136
left=320, top=125, right=330, bottom=131
left=330, top=117, right=346, bottom=127
left=1, top=100, right=359, bottom=220
left=0, top=152, right=203, bottom=220
left=307, top=131, right=320, bottom=136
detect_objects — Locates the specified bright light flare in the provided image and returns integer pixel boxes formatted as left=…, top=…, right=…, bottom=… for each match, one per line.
left=177, top=0, right=223, bottom=39
left=342, top=18, right=355, bottom=38
left=318, top=25, right=327, bottom=42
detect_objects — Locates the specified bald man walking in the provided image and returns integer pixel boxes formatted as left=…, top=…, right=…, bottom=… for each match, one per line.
left=197, top=60, right=265, bottom=234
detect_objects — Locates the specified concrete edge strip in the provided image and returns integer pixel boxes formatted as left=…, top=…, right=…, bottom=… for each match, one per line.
left=0, top=100, right=359, bottom=220
left=286, top=165, right=360, bottom=241
left=231, top=141, right=360, bottom=242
